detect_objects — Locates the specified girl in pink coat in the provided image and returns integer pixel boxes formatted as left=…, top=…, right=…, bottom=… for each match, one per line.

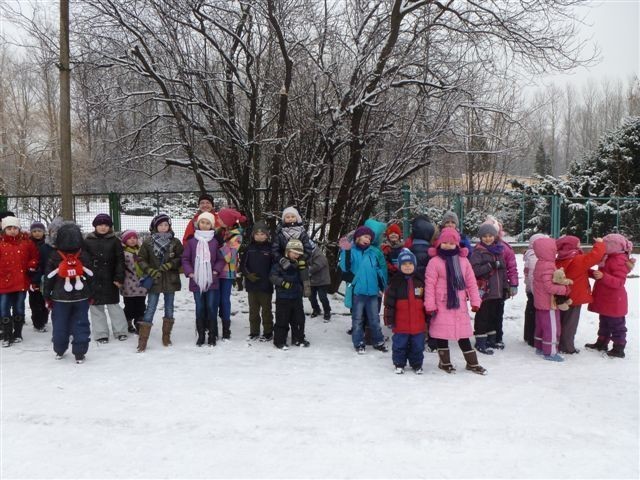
left=532, top=237, right=571, bottom=362
left=586, top=233, right=634, bottom=358
left=424, top=228, right=486, bottom=375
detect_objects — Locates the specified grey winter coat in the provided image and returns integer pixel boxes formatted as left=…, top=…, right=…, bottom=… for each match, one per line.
left=308, top=247, right=331, bottom=287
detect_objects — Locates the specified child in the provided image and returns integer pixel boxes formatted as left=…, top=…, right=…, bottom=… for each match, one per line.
left=239, top=221, right=274, bottom=340
left=440, top=211, right=473, bottom=253
left=271, top=207, right=314, bottom=264
left=339, top=226, right=388, bottom=354
left=217, top=207, right=247, bottom=340
left=425, top=228, right=485, bottom=374
left=269, top=239, right=310, bottom=350
left=480, top=216, right=518, bottom=348
left=0, top=216, right=39, bottom=346
left=308, top=244, right=332, bottom=322
left=523, top=233, right=548, bottom=347
left=532, top=237, right=571, bottom=362
left=137, top=213, right=183, bottom=352
left=182, top=212, right=226, bottom=346
left=586, top=234, right=633, bottom=358
left=381, top=223, right=404, bottom=275
left=121, top=230, right=148, bottom=334
left=554, top=235, right=606, bottom=354
left=83, top=213, right=128, bottom=344
left=43, top=222, right=93, bottom=363
left=384, top=249, right=427, bottom=374
left=469, top=223, right=508, bottom=355
left=404, top=215, right=436, bottom=279
left=28, top=221, right=52, bottom=333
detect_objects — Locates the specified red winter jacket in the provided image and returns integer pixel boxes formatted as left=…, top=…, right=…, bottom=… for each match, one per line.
left=588, top=253, right=629, bottom=317
left=0, top=233, right=40, bottom=294
left=556, top=241, right=605, bottom=305
left=383, top=272, right=426, bottom=335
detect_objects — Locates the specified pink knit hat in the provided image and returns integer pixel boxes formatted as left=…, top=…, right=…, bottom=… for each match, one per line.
left=435, top=227, right=460, bottom=247
left=603, top=233, right=633, bottom=255
left=120, top=229, right=138, bottom=245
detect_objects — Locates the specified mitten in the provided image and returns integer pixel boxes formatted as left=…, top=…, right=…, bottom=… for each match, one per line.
left=246, top=272, right=259, bottom=283
left=298, top=259, right=307, bottom=270
left=339, top=237, right=352, bottom=251
left=149, top=268, right=162, bottom=279
left=471, top=305, right=480, bottom=312
left=281, top=281, right=292, bottom=289
left=279, top=257, right=292, bottom=270
left=45, top=299, right=54, bottom=310
left=426, top=310, right=437, bottom=317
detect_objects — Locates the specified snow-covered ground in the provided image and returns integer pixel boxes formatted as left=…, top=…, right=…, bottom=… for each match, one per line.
left=1, top=256, right=638, bottom=479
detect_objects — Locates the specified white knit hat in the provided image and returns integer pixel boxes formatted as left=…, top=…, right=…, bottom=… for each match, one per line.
left=197, top=212, right=216, bottom=228
left=1, top=216, right=20, bottom=230
left=282, top=207, right=302, bottom=223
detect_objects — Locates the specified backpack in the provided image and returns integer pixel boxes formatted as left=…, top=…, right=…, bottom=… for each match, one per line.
left=47, top=250, right=94, bottom=292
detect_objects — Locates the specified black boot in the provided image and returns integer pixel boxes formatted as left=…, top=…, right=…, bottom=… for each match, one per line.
left=1, top=316, right=13, bottom=347
left=12, top=315, right=25, bottom=343
left=207, top=317, right=217, bottom=346
left=222, top=320, right=231, bottom=340
left=585, top=336, right=609, bottom=352
left=475, top=336, right=494, bottom=355
left=196, top=317, right=206, bottom=346
left=607, top=344, right=625, bottom=358
left=127, top=319, right=136, bottom=334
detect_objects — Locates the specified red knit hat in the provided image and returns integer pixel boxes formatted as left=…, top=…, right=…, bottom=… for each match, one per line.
left=385, top=224, right=402, bottom=237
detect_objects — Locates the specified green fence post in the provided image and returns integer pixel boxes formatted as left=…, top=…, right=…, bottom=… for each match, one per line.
left=521, top=193, right=526, bottom=241
left=586, top=200, right=591, bottom=244
left=615, top=197, right=620, bottom=232
left=551, top=195, right=560, bottom=238
left=401, top=184, right=410, bottom=238
left=0, top=195, right=7, bottom=213
left=453, top=193, right=463, bottom=233
left=108, top=192, right=121, bottom=231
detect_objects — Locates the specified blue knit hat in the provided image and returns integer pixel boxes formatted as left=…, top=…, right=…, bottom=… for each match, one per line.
left=397, top=248, right=416, bottom=267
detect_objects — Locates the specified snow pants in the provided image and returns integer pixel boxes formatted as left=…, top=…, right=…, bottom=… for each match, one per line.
left=534, top=309, right=561, bottom=356
left=392, top=332, right=425, bottom=368
left=90, top=303, right=128, bottom=339
left=52, top=300, right=91, bottom=357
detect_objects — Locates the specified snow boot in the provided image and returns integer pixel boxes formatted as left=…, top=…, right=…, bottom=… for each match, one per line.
left=310, top=310, right=321, bottom=318
left=585, top=336, right=609, bottom=352
left=12, top=315, right=25, bottom=343
left=1, top=316, right=13, bottom=347
left=606, top=344, right=625, bottom=358
left=207, top=316, right=217, bottom=346
left=394, top=366, right=405, bottom=374
left=463, top=349, right=487, bottom=375
left=323, top=312, right=331, bottom=322
left=161, top=317, right=174, bottom=346
left=222, top=320, right=231, bottom=341
left=437, top=348, right=456, bottom=373
left=137, top=322, right=152, bottom=352
left=127, top=319, right=136, bottom=334
left=196, top=317, right=206, bottom=346
left=474, top=336, right=494, bottom=355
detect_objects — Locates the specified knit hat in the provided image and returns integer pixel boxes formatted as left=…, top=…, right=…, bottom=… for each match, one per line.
left=218, top=208, right=246, bottom=228
left=252, top=221, right=269, bottom=236
left=47, top=217, right=65, bottom=246
left=478, top=223, right=498, bottom=238
left=197, top=212, right=216, bottom=228
left=1, top=216, right=20, bottom=230
left=603, top=233, right=633, bottom=255
left=441, top=211, right=459, bottom=227
left=150, top=213, right=171, bottom=232
left=483, top=215, right=503, bottom=237
left=198, top=193, right=214, bottom=206
left=0, top=211, right=16, bottom=221
left=56, top=222, right=83, bottom=252
left=30, top=221, right=46, bottom=232
left=92, top=213, right=113, bottom=228
left=353, top=226, right=375, bottom=242
left=397, top=248, right=416, bottom=267
left=120, top=229, right=138, bottom=245
left=385, top=223, right=402, bottom=238
left=282, top=206, right=302, bottom=224
left=437, top=227, right=461, bottom=246
left=285, top=238, right=305, bottom=255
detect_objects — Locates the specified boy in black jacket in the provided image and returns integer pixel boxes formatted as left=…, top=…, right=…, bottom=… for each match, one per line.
left=240, top=221, right=274, bottom=341
left=270, top=239, right=309, bottom=350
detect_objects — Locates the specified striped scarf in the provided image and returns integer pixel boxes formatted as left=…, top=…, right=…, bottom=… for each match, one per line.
left=437, top=246, right=466, bottom=309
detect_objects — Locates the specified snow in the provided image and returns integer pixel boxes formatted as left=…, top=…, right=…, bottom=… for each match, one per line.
left=1, top=256, right=638, bottom=479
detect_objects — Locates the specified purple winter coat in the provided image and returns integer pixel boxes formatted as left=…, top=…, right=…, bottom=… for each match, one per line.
left=500, top=239, right=519, bottom=287
left=181, top=236, right=226, bottom=292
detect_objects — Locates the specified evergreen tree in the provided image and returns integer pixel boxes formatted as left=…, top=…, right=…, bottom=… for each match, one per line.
left=534, top=141, right=552, bottom=176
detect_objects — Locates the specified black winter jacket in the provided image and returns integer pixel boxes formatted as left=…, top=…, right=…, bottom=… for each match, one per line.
left=83, top=232, right=125, bottom=305
left=240, top=241, right=274, bottom=294
left=270, top=261, right=303, bottom=300
left=43, top=250, right=93, bottom=302
left=271, top=222, right=314, bottom=261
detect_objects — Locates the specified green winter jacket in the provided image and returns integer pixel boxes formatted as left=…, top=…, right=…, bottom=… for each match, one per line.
left=138, top=234, right=183, bottom=294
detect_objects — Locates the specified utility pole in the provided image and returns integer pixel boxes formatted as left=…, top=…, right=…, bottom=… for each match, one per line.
left=59, top=0, right=73, bottom=220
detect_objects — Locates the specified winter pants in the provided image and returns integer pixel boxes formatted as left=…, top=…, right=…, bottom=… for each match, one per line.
left=248, top=291, right=273, bottom=336
left=309, top=286, right=331, bottom=314
left=90, top=303, right=128, bottom=339
left=28, top=290, right=49, bottom=329
left=559, top=305, right=582, bottom=353
left=436, top=337, right=473, bottom=352
left=495, top=298, right=506, bottom=343
left=392, top=332, right=425, bottom=368
left=143, top=292, right=175, bottom=323
left=274, top=297, right=305, bottom=347
left=194, top=289, right=220, bottom=336
left=474, top=298, right=502, bottom=338
left=351, top=294, right=384, bottom=348
left=524, top=291, right=536, bottom=347
left=0, top=291, right=26, bottom=317
left=597, top=315, right=627, bottom=345
left=123, top=296, right=147, bottom=322
left=218, top=278, right=233, bottom=321
left=534, top=309, right=561, bottom=356
left=52, top=300, right=91, bottom=357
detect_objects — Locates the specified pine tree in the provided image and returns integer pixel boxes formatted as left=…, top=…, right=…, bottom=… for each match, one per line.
left=534, top=141, right=552, bottom=176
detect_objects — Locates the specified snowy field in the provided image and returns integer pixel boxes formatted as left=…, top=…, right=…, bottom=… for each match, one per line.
left=1, top=256, right=638, bottom=479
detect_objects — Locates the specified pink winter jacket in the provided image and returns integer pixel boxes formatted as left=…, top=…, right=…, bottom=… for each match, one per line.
left=500, top=240, right=519, bottom=287
left=532, top=237, right=570, bottom=310
left=424, top=248, right=481, bottom=340
left=523, top=234, right=548, bottom=293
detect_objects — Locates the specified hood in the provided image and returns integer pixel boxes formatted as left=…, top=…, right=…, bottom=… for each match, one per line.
left=532, top=237, right=558, bottom=262
left=528, top=233, right=549, bottom=250
left=411, top=215, right=435, bottom=242
left=364, top=218, right=387, bottom=246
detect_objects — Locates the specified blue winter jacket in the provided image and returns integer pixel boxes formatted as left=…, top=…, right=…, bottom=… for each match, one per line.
left=339, top=243, right=387, bottom=297
left=269, top=261, right=303, bottom=300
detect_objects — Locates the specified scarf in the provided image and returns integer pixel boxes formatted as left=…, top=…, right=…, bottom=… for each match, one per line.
left=557, top=248, right=582, bottom=261
left=194, top=230, right=215, bottom=291
left=281, top=224, right=305, bottom=241
left=437, top=247, right=466, bottom=309
left=123, top=245, right=145, bottom=277
left=484, top=242, right=504, bottom=256
left=152, top=232, right=173, bottom=262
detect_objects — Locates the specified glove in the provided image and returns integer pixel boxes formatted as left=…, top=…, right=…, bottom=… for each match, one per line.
left=303, top=282, right=312, bottom=298
left=491, top=260, right=505, bottom=270
left=149, top=268, right=162, bottom=279
left=235, top=276, right=244, bottom=291
left=471, top=305, right=480, bottom=312
left=339, top=237, right=352, bottom=251
left=510, top=286, right=518, bottom=297
left=160, top=262, right=173, bottom=272
left=279, top=257, right=292, bottom=270
left=426, top=311, right=437, bottom=317
left=246, top=272, right=259, bottom=283
left=281, top=281, right=292, bottom=289
left=297, top=259, right=307, bottom=270
left=45, top=299, right=54, bottom=310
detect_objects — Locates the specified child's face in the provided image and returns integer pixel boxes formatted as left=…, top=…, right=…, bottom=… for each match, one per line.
left=356, top=235, right=371, bottom=247
left=31, top=229, right=45, bottom=240
left=199, top=200, right=213, bottom=212
left=156, top=222, right=170, bottom=233
left=443, top=221, right=456, bottom=229
left=254, top=231, right=268, bottom=242
left=4, top=226, right=19, bottom=237
left=388, top=233, right=400, bottom=243
left=198, top=219, right=213, bottom=231
left=440, top=241, right=457, bottom=250
left=95, top=224, right=110, bottom=235
left=481, top=234, right=495, bottom=245
left=400, top=262, right=415, bottom=275
left=283, top=213, right=297, bottom=224
left=125, top=236, right=139, bottom=247
left=287, top=250, right=301, bottom=261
